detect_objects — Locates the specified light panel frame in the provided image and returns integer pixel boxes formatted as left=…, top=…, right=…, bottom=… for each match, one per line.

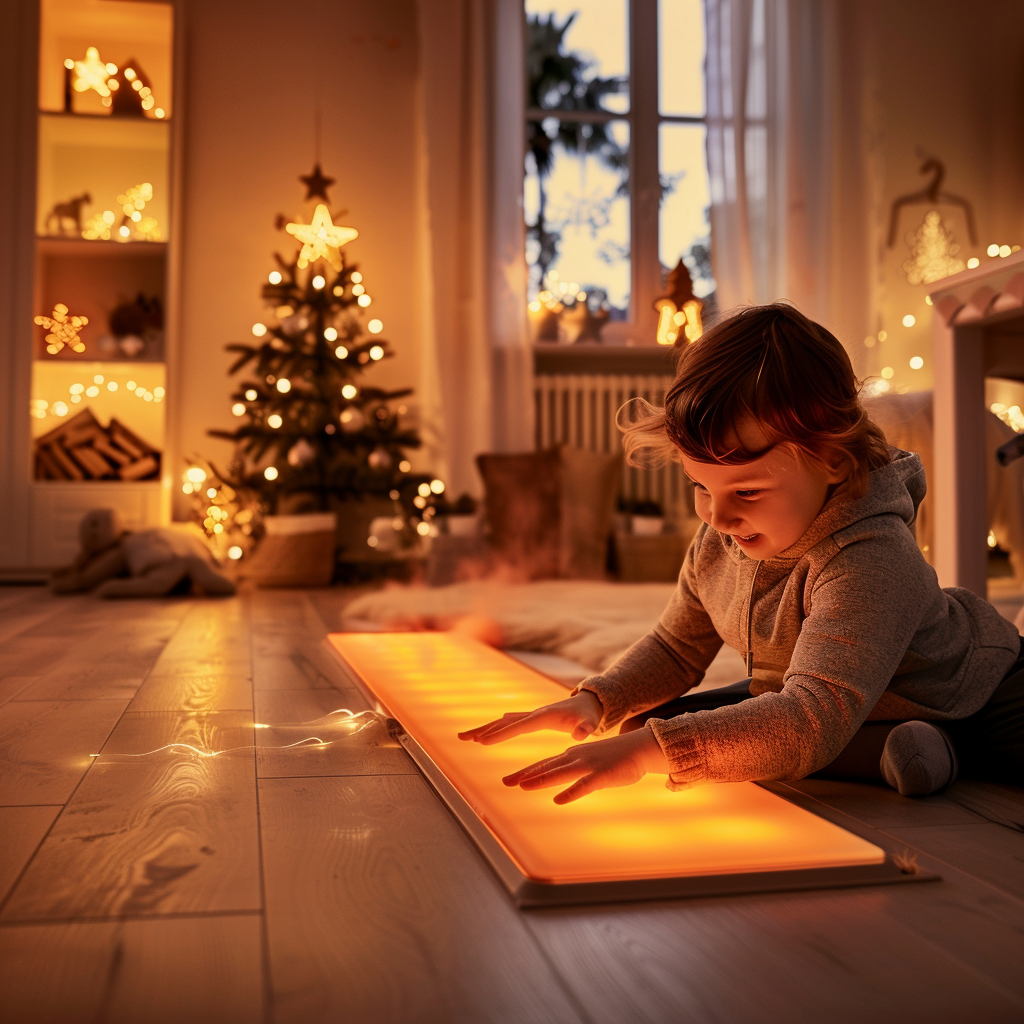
left=328, top=632, right=936, bottom=906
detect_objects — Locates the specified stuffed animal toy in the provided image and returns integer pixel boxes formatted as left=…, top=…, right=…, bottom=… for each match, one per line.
left=51, top=508, right=236, bottom=597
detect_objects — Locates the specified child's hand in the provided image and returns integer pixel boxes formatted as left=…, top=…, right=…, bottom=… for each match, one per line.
left=502, top=726, right=669, bottom=804
left=458, top=690, right=604, bottom=744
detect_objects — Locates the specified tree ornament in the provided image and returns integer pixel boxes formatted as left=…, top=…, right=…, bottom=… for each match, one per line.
left=285, top=204, right=358, bottom=272
left=299, top=163, right=336, bottom=203
left=287, top=438, right=315, bottom=467
left=339, top=407, right=366, bottom=432
left=368, top=446, right=392, bottom=470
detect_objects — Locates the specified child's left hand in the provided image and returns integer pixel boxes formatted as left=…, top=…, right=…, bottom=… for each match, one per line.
left=502, top=725, right=670, bottom=804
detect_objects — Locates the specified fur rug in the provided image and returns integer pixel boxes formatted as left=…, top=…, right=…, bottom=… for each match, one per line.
left=343, top=580, right=747, bottom=689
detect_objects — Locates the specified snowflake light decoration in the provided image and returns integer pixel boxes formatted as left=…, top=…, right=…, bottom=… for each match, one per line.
left=285, top=204, right=358, bottom=271
left=34, top=303, right=89, bottom=354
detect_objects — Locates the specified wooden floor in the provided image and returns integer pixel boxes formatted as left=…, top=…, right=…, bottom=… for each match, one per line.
left=2, top=586, right=1024, bottom=1024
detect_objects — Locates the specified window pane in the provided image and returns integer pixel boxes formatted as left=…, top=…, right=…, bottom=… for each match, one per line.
left=659, top=123, right=715, bottom=305
left=525, top=119, right=630, bottom=321
left=659, top=0, right=705, bottom=116
left=525, top=0, right=629, bottom=114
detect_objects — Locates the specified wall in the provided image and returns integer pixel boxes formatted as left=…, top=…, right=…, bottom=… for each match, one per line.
left=866, top=0, right=1024, bottom=397
left=172, top=0, right=421, bottom=516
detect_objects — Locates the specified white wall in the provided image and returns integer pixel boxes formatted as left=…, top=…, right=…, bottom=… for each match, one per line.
left=868, top=0, right=1024, bottom=392
left=172, top=0, right=421, bottom=515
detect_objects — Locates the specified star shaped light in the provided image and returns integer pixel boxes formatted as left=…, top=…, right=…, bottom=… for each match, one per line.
left=299, top=163, right=335, bottom=202
left=73, top=46, right=113, bottom=97
left=34, top=303, right=89, bottom=354
left=285, top=204, right=358, bottom=272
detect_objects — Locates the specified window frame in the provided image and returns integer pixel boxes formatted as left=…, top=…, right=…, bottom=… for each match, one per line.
left=524, top=0, right=708, bottom=345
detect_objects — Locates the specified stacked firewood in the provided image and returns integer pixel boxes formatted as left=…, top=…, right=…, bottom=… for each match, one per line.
left=35, top=408, right=160, bottom=481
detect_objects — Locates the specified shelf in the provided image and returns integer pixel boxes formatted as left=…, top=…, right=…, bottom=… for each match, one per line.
left=35, top=237, right=167, bottom=256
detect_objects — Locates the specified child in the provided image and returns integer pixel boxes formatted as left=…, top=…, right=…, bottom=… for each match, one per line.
left=460, top=303, right=1024, bottom=803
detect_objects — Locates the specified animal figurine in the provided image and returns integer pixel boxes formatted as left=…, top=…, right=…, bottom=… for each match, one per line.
left=50, top=508, right=236, bottom=597
left=45, top=193, right=92, bottom=236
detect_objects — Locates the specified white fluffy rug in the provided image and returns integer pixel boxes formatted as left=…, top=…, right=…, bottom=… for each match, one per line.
left=343, top=580, right=747, bottom=690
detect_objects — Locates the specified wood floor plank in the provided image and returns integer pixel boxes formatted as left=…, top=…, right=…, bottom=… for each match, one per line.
left=14, top=670, right=146, bottom=703
left=0, top=637, right=76, bottom=685
left=253, top=635, right=351, bottom=691
left=882, top=821, right=1024, bottom=903
left=944, top=781, right=1024, bottom=832
left=787, top=778, right=988, bottom=828
left=254, top=689, right=414, bottom=779
left=524, top=886, right=1024, bottom=1024
left=0, top=915, right=264, bottom=1024
left=0, top=806, right=61, bottom=904
left=0, top=676, right=38, bottom=706
left=0, top=699, right=130, bottom=805
left=129, top=673, right=253, bottom=713
left=259, top=774, right=585, bottom=1024
left=0, top=589, right=78, bottom=646
left=2, top=712, right=260, bottom=921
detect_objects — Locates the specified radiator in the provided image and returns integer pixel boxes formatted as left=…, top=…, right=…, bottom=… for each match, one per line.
left=533, top=372, right=692, bottom=521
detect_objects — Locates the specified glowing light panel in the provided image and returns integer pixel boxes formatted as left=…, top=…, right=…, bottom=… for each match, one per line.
left=328, top=633, right=884, bottom=888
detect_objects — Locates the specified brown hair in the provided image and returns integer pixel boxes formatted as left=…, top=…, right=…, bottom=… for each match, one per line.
left=620, top=303, right=890, bottom=498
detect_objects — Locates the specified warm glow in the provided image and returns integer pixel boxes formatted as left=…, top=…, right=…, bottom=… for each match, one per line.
left=324, top=327, right=338, bottom=341
left=399, top=460, right=411, bottom=473
left=186, top=467, right=208, bottom=484
left=107, top=381, right=117, bottom=391
left=276, top=378, right=291, bottom=393
left=264, top=466, right=279, bottom=480
left=925, top=295, right=933, bottom=305
left=252, top=323, right=267, bottom=337
left=1000, top=245, right=1012, bottom=258
left=368, top=319, right=383, bottom=334
left=351, top=272, right=363, bottom=283
left=269, top=271, right=283, bottom=284
left=312, top=275, right=326, bottom=290
left=335, top=345, right=349, bottom=359
left=352, top=284, right=365, bottom=296
left=987, top=244, right=1000, bottom=257
left=342, top=384, right=357, bottom=399
left=416, top=521, right=431, bottom=536
left=286, top=204, right=358, bottom=271
left=430, top=479, right=445, bottom=494
left=267, top=414, right=283, bottom=428
left=988, top=530, right=998, bottom=549
left=369, top=345, right=384, bottom=360
left=878, top=331, right=888, bottom=342
left=417, top=483, right=432, bottom=497
left=73, top=47, right=112, bottom=97
left=34, top=303, right=88, bottom=354
left=909, top=356, right=924, bottom=370
left=357, top=294, right=372, bottom=308
left=327, top=634, right=885, bottom=886
left=228, top=546, right=243, bottom=560
left=245, top=389, right=257, bottom=400
left=967, top=257, right=980, bottom=269
left=902, top=314, right=916, bottom=327
left=881, top=366, right=894, bottom=379
left=232, top=402, right=246, bottom=416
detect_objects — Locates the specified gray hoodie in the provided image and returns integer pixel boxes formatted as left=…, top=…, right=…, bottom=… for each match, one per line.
left=578, top=449, right=1020, bottom=787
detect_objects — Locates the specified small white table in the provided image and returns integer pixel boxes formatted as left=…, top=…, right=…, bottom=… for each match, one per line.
left=931, top=252, right=1024, bottom=594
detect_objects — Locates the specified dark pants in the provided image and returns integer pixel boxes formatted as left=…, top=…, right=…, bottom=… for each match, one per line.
left=621, top=660, right=1024, bottom=787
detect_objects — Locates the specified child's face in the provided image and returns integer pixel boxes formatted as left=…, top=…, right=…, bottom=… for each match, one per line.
left=681, top=421, right=846, bottom=560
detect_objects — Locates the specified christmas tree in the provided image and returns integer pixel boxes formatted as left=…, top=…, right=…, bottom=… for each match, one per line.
left=208, top=166, right=443, bottom=557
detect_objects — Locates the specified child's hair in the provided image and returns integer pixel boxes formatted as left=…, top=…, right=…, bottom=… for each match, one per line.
left=620, top=303, right=891, bottom=498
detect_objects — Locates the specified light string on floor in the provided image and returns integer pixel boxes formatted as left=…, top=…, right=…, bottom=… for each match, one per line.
left=89, top=708, right=386, bottom=761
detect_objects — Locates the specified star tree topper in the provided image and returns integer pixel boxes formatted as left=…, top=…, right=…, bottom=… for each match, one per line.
left=285, top=204, right=358, bottom=271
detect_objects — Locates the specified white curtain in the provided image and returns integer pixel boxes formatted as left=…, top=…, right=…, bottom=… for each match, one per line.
left=704, top=0, right=881, bottom=365
left=414, top=0, right=534, bottom=499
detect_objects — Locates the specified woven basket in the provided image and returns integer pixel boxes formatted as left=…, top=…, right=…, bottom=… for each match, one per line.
left=246, top=513, right=336, bottom=588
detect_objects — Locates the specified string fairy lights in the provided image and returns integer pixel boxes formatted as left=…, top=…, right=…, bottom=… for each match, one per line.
left=32, top=374, right=164, bottom=420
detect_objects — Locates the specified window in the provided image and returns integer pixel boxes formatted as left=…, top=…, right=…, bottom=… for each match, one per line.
left=524, top=0, right=714, bottom=344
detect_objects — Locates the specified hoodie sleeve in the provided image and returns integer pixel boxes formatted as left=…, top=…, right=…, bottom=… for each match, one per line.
left=574, top=528, right=725, bottom=733
left=648, top=530, right=926, bottom=786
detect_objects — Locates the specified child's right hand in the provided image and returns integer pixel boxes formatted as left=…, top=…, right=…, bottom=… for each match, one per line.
left=458, top=690, right=604, bottom=744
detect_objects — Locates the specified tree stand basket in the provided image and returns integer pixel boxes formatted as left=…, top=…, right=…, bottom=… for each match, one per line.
left=246, top=513, right=337, bottom=588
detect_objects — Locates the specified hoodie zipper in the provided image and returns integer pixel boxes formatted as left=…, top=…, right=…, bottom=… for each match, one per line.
left=746, top=560, right=761, bottom=677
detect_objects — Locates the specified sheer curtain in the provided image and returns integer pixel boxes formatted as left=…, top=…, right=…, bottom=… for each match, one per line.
left=415, top=0, right=534, bottom=498
left=704, top=0, right=881, bottom=364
